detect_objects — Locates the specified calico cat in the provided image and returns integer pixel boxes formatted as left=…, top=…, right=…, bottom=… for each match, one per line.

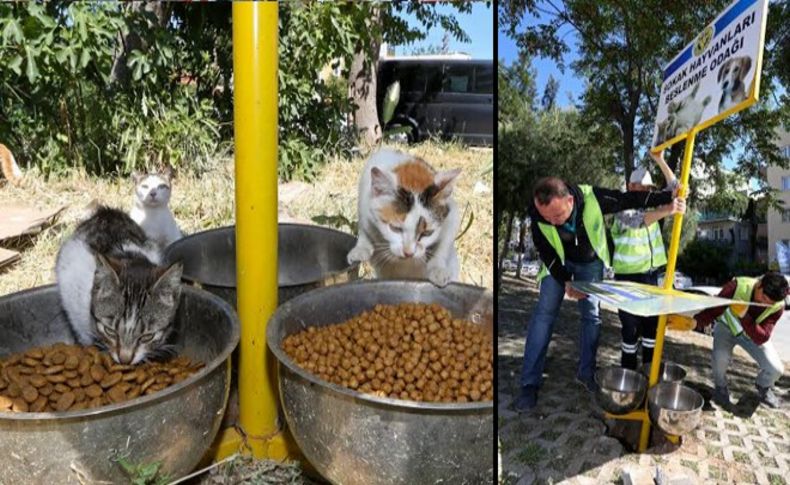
left=348, top=149, right=461, bottom=287
left=0, top=143, right=22, bottom=185
left=129, top=167, right=182, bottom=251
left=55, top=206, right=183, bottom=364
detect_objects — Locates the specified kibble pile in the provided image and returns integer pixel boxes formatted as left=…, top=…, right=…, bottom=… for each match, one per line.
left=0, top=343, right=204, bottom=413
left=282, top=303, right=493, bottom=403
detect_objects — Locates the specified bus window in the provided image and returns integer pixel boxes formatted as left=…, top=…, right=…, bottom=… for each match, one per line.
left=442, top=64, right=473, bottom=93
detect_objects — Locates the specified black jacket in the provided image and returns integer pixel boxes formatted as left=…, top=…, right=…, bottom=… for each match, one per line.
left=529, top=184, right=673, bottom=283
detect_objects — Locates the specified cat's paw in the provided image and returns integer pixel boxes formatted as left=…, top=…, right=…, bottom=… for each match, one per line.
left=427, top=265, right=452, bottom=287
left=347, top=244, right=373, bottom=264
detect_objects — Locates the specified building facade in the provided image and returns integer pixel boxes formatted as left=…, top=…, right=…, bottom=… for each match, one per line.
left=767, top=128, right=790, bottom=265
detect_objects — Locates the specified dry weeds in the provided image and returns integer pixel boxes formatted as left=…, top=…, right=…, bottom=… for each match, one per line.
left=0, top=142, right=492, bottom=296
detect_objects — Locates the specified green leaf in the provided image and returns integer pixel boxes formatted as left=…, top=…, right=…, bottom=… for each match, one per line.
left=8, top=56, right=23, bottom=76
left=455, top=205, right=474, bottom=241
left=25, top=46, right=39, bottom=83
left=2, top=19, right=23, bottom=43
left=80, top=49, right=90, bottom=68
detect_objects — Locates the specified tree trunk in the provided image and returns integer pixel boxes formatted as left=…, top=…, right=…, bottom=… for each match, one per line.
left=348, top=7, right=382, bottom=149
left=497, top=212, right=515, bottom=287
left=622, top=118, right=635, bottom=185
left=110, top=3, right=170, bottom=87
left=515, top=216, right=527, bottom=279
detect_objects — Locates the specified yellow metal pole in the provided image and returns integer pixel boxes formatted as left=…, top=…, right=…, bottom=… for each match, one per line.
left=229, top=1, right=279, bottom=458
left=638, top=129, right=698, bottom=451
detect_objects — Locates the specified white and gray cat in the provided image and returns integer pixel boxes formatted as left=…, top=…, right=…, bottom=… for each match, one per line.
left=348, top=149, right=461, bottom=287
left=130, top=167, right=182, bottom=251
left=55, top=206, right=183, bottom=364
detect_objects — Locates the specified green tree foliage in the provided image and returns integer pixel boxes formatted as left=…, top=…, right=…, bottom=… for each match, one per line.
left=676, top=238, right=733, bottom=284
left=541, top=74, right=559, bottom=111
left=0, top=2, right=474, bottom=180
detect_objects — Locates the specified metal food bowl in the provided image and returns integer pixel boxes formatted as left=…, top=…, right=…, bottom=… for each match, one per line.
left=0, top=285, right=239, bottom=484
left=647, top=382, right=704, bottom=436
left=267, top=280, right=493, bottom=485
left=163, top=224, right=360, bottom=306
left=595, top=367, right=648, bottom=414
left=641, top=361, right=687, bottom=383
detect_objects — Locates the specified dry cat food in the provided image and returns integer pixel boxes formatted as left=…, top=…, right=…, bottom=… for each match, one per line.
left=282, top=303, right=493, bottom=403
left=0, top=343, right=204, bottom=413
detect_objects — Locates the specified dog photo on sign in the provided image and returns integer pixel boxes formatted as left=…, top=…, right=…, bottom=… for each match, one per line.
left=717, top=55, right=752, bottom=113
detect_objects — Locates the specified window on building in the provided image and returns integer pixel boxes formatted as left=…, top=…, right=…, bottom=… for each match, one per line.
left=783, top=176, right=790, bottom=191
left=783, top=210, right=790, bottom=223
left=783, top=145, right=790, bottom=158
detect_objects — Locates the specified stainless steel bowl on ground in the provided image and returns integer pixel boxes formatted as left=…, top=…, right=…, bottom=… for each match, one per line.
left=641, top=361, right=687, bottom=383
left=647, top=382, right=704, bottom=436
left=267, top=280, right=493, bottom=485
left=163, top=224, right=360, bottom=306
left=595, top=366, right=648, bottom=415
left=0, top=285, right=239, bottom=484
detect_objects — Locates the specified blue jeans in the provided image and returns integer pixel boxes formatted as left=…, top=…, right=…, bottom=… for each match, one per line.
left=520, top=259, right=604, bottom=389
left=712, top=321, right=784, bottom=390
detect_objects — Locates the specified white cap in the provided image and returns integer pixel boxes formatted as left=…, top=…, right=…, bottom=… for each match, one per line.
left=630, top=167, right=653, bottom=185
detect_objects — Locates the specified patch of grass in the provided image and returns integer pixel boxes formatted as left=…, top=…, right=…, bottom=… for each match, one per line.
left=733, top=451, right=750, bottom=464
left=705, top=444, right=720, bottom=458
left=552, top=416, right=571, bottom=428
left=769, top=474, right=786, bottom=485
left=515, top=443, right=547, bottom=467
left=728, top=435, right=743, bottom=447
left=117, top=458, right=170, bottom=485
left=680, top=459, right=699, bottom=474
left=708, top=466, right=724, bottom=481
left=566, top=434, right=586, bottom=450
left=540, top=429, right=562, bottom=442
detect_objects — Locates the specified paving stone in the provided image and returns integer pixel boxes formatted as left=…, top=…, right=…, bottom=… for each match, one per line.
left=498, top=277, right=790, bottom=484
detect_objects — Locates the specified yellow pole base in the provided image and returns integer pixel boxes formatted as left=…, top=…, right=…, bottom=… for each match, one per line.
left=604, top=410, right=647, bottom=422
left=209, top=427, right=303, bottom=462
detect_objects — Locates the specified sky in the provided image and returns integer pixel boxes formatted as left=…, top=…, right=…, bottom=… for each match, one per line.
left=498, top=13, right=585, bottom=107
left=392, top=2, right=494, bottom=60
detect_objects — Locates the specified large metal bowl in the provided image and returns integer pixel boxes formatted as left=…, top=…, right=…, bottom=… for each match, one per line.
left=267, top=280, right=493, bottom=485
left=163, top=224, right=360, bottom=306
left=595, top=367, right=648, bottom=415
left=0, top=285, right=239, bottom=484
left=648, top=382, right=704, bottom=436
left=641, top=361, right=687, bottom=383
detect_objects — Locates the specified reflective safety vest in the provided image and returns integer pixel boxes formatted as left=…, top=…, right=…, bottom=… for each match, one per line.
left=611, top=218, right=667, bottom=274
left=536, top=185, right=610, bottom=282
left=718, top=277, right=784, bottom=337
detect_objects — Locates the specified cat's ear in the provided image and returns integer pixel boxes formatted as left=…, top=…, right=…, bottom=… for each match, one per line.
left=93, top=255, right=121, bottom=296
left=433, top=168, right=462, bottom=199
left=370, top=167, right=395, bottom=197
left=161, top=165, right=175, bottom=182
left=131, top=171, right=143, bottom=185
left=152, top=262, right=183, bottom=308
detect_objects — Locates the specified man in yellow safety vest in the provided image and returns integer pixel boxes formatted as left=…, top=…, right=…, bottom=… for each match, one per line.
left=691, top=273, right=787, bottom=409
left=612, top=151, right=685, bottom=370
left=514, top=176, right=683, bottom=413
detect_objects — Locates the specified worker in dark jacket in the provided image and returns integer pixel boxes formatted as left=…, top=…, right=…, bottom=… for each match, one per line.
left=514, top=176, right=683, bottom=413
left=692, top=273, right=787, bottom=409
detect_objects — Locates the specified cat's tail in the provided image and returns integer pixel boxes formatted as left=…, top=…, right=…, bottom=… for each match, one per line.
left=0, top=143, right=23, bottom=186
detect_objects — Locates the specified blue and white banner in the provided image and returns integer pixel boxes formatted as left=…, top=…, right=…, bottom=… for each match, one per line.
left=651, top=0, right=768, bottom=151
